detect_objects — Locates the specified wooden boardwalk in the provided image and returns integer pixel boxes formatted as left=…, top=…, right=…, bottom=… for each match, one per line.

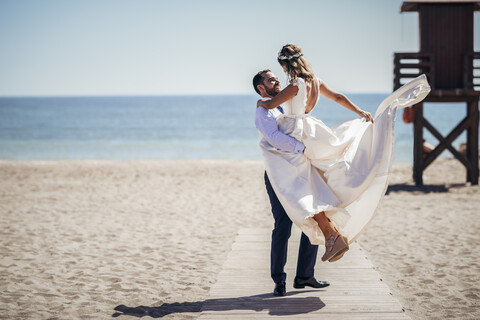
left=198, top=228, right=410, bottom=320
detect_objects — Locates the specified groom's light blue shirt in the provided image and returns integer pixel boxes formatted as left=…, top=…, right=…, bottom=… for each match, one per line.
left=255, top=106, right=305, bottom=154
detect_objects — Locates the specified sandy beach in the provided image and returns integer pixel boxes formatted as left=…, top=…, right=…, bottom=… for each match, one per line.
left=0, top=159, right=479, bottom=319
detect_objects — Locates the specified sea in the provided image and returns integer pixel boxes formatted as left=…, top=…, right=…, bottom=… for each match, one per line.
left=0, top=94, right=471, bottom=163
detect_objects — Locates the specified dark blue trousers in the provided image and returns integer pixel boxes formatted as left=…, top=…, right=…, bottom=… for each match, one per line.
left=264, top=172, right=319, bottom=284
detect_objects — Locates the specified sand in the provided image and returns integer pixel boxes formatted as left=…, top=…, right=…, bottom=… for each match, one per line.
left=360, top=159, right=480, bottom=319
left=0, top=159, right=478, bottom=319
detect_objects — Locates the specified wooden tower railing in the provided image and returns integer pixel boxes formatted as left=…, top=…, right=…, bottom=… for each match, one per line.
left=393, top=51, right=480, bottom=185
left=464, top=51, right=480, bottom=92
left=394, top=52, right=435, bottom=90
left=394, top=51, right=480, bottom=92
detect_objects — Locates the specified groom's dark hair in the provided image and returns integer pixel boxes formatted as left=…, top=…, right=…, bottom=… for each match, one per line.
left=253, top=69, right=271, bottom=94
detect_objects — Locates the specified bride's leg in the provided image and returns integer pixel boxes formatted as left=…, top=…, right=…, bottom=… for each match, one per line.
left=313, top=212, right=348, bottom=262
left=313, top=212, right=336, bottom=241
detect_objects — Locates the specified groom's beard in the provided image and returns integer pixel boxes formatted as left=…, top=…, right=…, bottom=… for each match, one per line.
left=265, top=87, right=279, bottom=97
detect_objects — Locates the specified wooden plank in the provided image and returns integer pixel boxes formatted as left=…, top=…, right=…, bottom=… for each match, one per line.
left=199, top=313, right=411, bottom=320
left=199, top=228, right=411, bottom=319
left=396, top=62, right=432, bottom=69
left=216, top=269, right=383, bottom=279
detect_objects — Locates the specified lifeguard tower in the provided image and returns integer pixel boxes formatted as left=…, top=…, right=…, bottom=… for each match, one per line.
left=394, top=0, right=479, bottom=185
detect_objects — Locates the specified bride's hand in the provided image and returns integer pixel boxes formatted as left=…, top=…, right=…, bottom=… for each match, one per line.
left=257, top=99, right=269, bottom=108
left=359, top=110, right=374, bottom=123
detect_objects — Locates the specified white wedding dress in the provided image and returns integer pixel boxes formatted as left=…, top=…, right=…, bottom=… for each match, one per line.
left=260, top=75, right=430, bottom=245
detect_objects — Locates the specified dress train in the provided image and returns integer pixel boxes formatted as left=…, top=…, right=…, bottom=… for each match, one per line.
left=260, top=75, right=430, bottom=245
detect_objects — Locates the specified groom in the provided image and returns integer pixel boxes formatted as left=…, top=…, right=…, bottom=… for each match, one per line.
left=253, top=69, right=329, bottom=296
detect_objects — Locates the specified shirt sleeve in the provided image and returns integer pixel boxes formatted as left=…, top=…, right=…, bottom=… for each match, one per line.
left=255, top=107, right=305, bottom=154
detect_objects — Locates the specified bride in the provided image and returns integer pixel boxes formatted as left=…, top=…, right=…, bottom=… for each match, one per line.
left=257, top=44, right=430, bottom=262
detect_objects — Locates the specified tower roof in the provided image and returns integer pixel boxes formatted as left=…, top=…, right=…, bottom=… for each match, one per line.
left=401, top=0, right=480, bottom=12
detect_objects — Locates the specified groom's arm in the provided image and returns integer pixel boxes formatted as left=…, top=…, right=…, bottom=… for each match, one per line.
left=255, top=107, right=305, bottom=154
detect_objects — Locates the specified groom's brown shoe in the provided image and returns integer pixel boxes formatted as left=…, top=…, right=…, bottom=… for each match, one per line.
left=293, top=277, right=330, bottom=289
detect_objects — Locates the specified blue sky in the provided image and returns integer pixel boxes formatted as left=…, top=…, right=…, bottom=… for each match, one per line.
left=0, top=0, right=478, bottom=96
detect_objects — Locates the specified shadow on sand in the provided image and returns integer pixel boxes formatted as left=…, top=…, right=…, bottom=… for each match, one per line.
left=385, top=183, right=466, bottom=194
left=113, top=290, right=325, bottom=318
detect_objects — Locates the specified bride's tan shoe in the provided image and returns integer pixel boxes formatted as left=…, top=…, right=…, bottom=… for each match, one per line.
left=328, top=236, right=349, bottom=262
left=321, top=232, right=349, bottom=262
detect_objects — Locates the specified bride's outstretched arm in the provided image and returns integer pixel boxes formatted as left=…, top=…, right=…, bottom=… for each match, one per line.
left=257, top=84, right=299, bottom=109
left=319, top=82, right=374, bottom=123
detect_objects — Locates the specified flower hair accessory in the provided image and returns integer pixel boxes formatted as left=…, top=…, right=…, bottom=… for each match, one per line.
left=278, top=52, right=303, bottom=60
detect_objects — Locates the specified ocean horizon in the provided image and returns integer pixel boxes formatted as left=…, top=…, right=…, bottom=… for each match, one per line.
left=0, top=94, right=471, bottom=163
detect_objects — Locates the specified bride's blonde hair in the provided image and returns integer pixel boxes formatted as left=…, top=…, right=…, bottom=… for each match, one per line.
left=277, top=44, right=315, bottom=81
